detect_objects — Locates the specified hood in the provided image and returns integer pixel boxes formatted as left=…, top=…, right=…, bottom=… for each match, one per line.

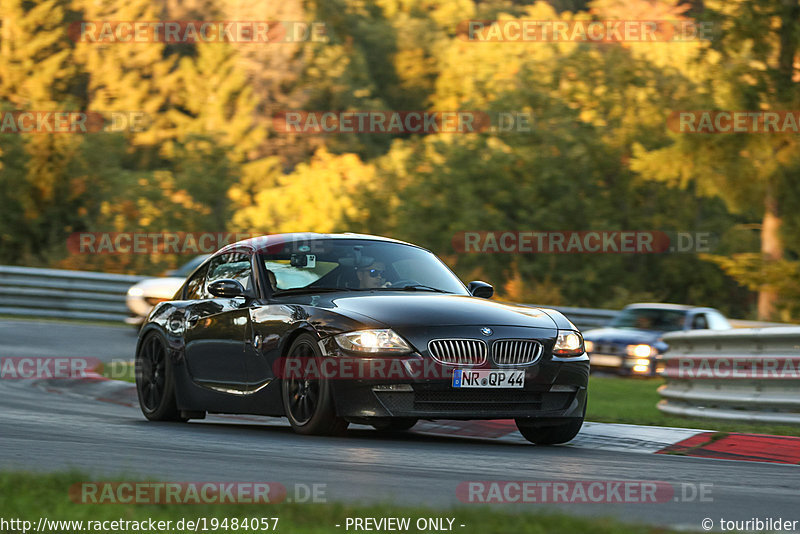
left=582, top=327, right=663, bottom=345
left=322, top=293, right=558, bottom=329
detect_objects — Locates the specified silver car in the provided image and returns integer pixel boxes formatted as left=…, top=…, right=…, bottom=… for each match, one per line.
left=125, top=255, right=209, bottom=327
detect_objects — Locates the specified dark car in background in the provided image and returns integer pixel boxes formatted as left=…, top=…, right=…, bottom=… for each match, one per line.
left=583, top=303, right=731, bottom=376
left=135, top=233, right=589, bottom=444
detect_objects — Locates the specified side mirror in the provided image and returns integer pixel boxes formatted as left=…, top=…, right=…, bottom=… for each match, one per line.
left=468, top=281, right=493, bottom=299
left=208, top=279, right=246, bottom=298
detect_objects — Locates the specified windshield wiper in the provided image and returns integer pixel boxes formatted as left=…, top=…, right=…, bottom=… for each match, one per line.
left=271, top=287, right=369, bottom=296
left=381, top=284, right=450, bottom=293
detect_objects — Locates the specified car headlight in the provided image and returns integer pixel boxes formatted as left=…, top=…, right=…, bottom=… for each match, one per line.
left=128, top=286, right=144, bottom=297
left=552, top=331, right=584, bottom=357
left=334, top=329, right=412, bottom=354
left=584, top=340, right=594, bottom=353
left=626, top=344, right=654, bottom=358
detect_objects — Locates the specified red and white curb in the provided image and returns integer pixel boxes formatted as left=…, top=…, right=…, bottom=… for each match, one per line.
left=29, top=375, right=800, bottom=465
left=409, top=420, right=800, bottom=464
left=658, top=432, right=800, bottom=464
left=412, top=420, right=708, bottom=453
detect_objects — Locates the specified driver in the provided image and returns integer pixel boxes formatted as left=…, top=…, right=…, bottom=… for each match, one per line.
left=356, top=261, right=390, bottom=289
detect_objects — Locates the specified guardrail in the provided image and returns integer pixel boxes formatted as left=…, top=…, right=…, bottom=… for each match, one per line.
left=0, top=265, right=145, bottom=322
left=0, top=264, right=792, bottom=331
left=658, top=328, right=800, bottom=424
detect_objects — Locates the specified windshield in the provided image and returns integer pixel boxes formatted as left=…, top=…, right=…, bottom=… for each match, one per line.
left=610, top=308, right=687, bottom=332
left=259, top=238, right=468, bottom=295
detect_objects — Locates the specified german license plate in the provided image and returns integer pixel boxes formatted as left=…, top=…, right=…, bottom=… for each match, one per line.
left=452, top=369, right=525, bottom=388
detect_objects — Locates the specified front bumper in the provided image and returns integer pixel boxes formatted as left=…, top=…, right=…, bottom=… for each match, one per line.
left=321, top=328, right=589, bottom=420
left=333, top=378, right=587, bottom=420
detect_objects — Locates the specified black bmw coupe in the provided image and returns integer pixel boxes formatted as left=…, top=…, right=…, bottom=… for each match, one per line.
left=135, top=233, right=589, bottom=444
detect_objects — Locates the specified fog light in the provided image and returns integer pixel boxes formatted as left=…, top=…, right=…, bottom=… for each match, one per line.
left=549, top=385, right=578, bottom=392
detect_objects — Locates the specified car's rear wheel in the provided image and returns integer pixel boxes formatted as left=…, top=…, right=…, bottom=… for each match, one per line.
left=135, top=331, right=186, bottom=422
left=515, top=418, right=583, bottom=445
left=282, top=334, right=349, bottom=436
left=371, top=418, right=418, bottom=432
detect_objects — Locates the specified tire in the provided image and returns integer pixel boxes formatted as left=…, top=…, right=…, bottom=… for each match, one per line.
left=282, top=334, right=349, bottom=436
left=372, top=418, right=418, bottom=432
left=135, top=331, right=186, bottom=422
left=515, top=418, right=583, bottom=445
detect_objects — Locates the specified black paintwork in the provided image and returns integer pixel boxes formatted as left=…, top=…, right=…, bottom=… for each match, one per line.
left=137, top=233, right=588, bottom=422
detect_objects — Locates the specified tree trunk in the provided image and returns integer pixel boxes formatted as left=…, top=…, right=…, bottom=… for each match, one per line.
left=758, top=182, right=782, bottom=320
left=758, top=0, right=797, bottom=321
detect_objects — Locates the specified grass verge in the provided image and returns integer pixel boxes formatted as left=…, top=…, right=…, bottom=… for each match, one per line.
left=587, top=375, right=800, bottom=437
left=2, top=471, right=679, bottom=534
left=99, top=360, right=135, bottom=383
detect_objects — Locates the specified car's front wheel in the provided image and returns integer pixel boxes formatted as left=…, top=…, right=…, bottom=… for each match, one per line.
left=515, top=418, right=583, bottom=445
left=135, top=331, right=186, bottom=422
left=282, top=334, right=349, bottom=436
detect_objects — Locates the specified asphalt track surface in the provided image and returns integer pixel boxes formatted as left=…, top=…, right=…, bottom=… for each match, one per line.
left=1, top=319, right=799, bottom=531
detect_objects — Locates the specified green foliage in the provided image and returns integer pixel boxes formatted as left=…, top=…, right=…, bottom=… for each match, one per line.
left=630, top=0, right=800, bottom=318
left=0, top=0, right=797, bottom=320
left=704, top=254, right=800, bottom=321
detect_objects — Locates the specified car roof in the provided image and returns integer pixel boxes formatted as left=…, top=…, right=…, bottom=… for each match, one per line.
left=217, top=232, right=420, bottom=255
left=623, top=302, right=721, bottom=313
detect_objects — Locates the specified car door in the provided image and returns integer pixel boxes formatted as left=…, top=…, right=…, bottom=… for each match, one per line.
left=183, top=251, right=253, bottom=390
left=246, top=303, right=307, bottom=389
left=242, top=260, right=303, bottom=391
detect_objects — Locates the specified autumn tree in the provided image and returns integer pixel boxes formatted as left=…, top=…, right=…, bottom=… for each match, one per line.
left=631, top=0, right=800, bottom=320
